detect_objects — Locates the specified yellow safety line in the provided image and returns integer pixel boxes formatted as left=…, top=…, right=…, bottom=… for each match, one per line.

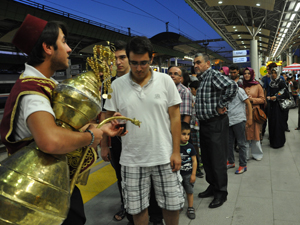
left=77, top=163, right=117, bottom=204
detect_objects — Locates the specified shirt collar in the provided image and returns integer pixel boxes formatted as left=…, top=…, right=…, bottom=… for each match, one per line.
left=23, top=63, right=58, bottom=84
left=129, top=68, right=154, bottom=87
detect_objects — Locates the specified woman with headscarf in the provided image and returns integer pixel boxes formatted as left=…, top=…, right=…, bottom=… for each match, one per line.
left=243, top=67, right=265, bottom=160
left=267, top=68, right=289, bottom=148
left=220, top=66, right=229, bottom=76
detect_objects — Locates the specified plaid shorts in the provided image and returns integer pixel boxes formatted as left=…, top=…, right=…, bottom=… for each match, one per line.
left=121, top=163, right=185, bottom=215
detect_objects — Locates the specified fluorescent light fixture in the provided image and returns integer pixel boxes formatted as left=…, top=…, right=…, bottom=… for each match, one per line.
left=282, top=34, right=286, bottom=38
left=290, top=13, right=296, bottom=21
left=287, top=22, right=292, bottom=28
left=244, top=46, right=246, bottom=48
left=235, top=29, right=238, bottom=31
left=295, top=2, right=300, bottom=11
left=233, top=26, right=236, bottom=28
left=256, top=3, right=261, bottom=6
left=284, top=29, right=288, bottom=33
left=239, top=37, right=241, bottom=39
left=218, top=1, right=223, bottom=4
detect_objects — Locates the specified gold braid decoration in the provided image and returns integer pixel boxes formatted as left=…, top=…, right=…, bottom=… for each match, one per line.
left=86, top=42, right=117, bottom=99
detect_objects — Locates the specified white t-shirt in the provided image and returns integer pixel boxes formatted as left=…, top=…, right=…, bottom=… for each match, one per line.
left=13, top=64, right=57, bottom=141
left=227, top=87, right=248, bottom=126
left=104, top=70, right=182, bottom=167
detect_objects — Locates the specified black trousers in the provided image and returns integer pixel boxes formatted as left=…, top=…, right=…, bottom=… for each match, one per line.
left=199, top=115, right=228, bottom=198
left=62, top=185, right=86, bottom=225
left=110, top=136, right=123, bottom=205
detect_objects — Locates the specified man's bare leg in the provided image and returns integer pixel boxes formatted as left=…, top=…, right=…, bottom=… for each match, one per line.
left=162, top=209, right=179, bottom=225
left=133, top=208, right=148, bottom=225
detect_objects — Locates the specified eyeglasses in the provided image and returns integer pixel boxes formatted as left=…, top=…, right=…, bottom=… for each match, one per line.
left=129, top=60, right=150, bottom=67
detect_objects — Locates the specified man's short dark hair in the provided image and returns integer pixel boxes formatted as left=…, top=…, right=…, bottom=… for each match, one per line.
left=27, top=21, right=68, bottom=67
left=114, top=40, right=127, bottom=51
left=126, top=36, right=153, bottom=60
left=181, top=122, right=190, bottom=131
left=189, top=81, right=200, bottom=89
left=229, top=64, right=239, bottom=71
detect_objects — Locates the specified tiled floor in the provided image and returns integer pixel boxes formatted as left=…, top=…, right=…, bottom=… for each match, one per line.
left=83, top=107, right=300, bottom=225
left=0, top=108, right=299, bottom=225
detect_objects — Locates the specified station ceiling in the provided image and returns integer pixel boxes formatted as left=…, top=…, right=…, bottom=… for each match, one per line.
left=0, top=0, right=232, bottom=69
left=185, top=0, right=300, bottom=60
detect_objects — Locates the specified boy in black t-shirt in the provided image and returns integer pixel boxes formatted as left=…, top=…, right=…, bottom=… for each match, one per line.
left=180, top=122, right=197, bottom=220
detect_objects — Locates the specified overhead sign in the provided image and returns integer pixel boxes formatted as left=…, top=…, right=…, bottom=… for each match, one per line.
left=232, top=50, right=250, bottom=57
left=233, top=57, right=250, bottom=64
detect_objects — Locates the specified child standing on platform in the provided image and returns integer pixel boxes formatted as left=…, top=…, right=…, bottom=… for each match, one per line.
left=180, top=122, right=197, bottom=220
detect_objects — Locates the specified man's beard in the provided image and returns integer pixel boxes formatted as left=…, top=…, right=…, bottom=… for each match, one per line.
left=50, top=54, right=69, bottom=71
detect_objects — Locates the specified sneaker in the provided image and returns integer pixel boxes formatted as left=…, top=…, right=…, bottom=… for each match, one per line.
left=235, top=166, right=247, bottom=174
left=186, top=207, right=195, bottom=220
left=227, top=161, right=235, bottom=169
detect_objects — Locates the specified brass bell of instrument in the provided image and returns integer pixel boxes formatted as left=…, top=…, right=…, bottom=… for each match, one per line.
left=0, top=142, right=70, bottom=225
left=52, top=71, right=102, bottom=130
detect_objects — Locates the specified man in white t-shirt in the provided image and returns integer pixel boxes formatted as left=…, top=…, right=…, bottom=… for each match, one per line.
left=104, top=36, right=185, bottom=225
left=0, top=15, right=123, bottom=225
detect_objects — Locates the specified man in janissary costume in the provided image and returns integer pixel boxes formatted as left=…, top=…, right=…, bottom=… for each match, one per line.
left=0, top=14, right=123, bottom=224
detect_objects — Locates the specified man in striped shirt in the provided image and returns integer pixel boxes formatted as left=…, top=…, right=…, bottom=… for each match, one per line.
left=194, top=53, right=237, bottom=209
left=168, top=66, right=193, bottom=123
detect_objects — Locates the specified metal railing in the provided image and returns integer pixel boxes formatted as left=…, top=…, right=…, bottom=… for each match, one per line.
left=13, top=0, right=133, bottom=36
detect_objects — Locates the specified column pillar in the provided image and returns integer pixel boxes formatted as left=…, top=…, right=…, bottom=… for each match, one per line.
left=250, top=39, right=259, bottom=80
left=289, top=48, right=293, bottom=65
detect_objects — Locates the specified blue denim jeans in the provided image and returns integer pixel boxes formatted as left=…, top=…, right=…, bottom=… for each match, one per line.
left=228, top=121, right=248, bottom=167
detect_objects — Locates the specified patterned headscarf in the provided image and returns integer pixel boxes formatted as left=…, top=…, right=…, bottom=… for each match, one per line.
left=269, top=68, right=281, bottom=88
left=243, top=67, right=259, bottom=88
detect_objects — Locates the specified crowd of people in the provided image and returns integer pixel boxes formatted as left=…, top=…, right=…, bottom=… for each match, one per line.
left=1, top=14, right=300, bottom=225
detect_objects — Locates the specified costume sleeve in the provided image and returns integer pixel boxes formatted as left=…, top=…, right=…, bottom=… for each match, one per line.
left=23, top=94, right=55, bottom=121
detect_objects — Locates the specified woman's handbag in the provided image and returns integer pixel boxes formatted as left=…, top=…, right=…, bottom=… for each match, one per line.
left=253, top=107, right=267, bottom=124
left=278, top=92, right=296, bottom=111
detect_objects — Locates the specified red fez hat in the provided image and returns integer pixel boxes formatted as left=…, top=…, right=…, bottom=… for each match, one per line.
left=12, top=14, right=48, bottom=55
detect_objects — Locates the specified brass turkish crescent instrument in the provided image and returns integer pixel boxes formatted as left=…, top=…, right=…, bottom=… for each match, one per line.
left=0, top=43, right=141, bottom=225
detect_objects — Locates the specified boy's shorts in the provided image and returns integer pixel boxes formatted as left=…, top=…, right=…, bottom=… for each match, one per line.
left=121, top=163, right=185, bottom=215
left=181, top=173, right=195, bottom=194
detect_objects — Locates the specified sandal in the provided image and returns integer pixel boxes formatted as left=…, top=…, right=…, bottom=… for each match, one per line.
left=186, top=207, right=195, bottom=220
left=113, top=208, right=126, bottom=221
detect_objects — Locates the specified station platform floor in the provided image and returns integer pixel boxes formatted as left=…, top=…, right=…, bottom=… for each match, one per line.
left=0, top=108, right=299, bottom=225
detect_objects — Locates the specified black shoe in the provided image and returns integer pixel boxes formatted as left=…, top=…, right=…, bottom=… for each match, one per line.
left=285, top=129, right=290, bottom=132
left=196, top=171, right=204, bottom=178
left=208, top=197, right=227, bottom=208
left=198, top=189, right=214, bottom=198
